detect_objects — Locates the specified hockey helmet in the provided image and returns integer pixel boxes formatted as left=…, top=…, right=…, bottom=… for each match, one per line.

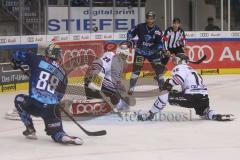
left=145, top=11, right=156, bottom=20
left=116, top=44, right=130, bottom=61
left=172, top=53, right=189, bottom=65
left=45, top=44, right=62, bottom=60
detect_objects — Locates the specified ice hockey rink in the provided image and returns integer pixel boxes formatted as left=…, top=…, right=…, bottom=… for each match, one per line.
left=0, top=74, right=240, bottom=160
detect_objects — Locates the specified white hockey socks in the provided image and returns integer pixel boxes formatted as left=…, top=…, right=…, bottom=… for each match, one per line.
left=150, top=93, right=168, bottom=114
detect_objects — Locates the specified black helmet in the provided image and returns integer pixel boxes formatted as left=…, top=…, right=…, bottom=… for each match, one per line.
left=145, top=11, right=156, bottom=20
left=176, top=53, right=189, bottom=61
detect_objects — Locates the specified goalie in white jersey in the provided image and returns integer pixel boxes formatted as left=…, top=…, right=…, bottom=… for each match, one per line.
left=84, top=42, right=132, bottom=111
left=138, top=53, right=233, bottom=121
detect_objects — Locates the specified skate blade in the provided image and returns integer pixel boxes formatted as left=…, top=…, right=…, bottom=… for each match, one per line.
left=221, top=114, right=235, bottom=121
left=25, top=134, right=38, bottom=140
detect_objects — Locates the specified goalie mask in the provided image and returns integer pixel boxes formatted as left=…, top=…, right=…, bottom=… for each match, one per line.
left=172, top=53, right=189, bottom=65
left=116, top=44, right=130, bottom=61
left=45, top=44, right=62, bottom=61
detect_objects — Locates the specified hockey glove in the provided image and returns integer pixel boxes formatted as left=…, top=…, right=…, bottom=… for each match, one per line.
left=11, top=59, right=22, bottom=70
left=162, top=78, right=173, bottom=91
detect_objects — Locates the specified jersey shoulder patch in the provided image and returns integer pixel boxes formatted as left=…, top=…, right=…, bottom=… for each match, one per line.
left=172, top=66, right=180, bottom=73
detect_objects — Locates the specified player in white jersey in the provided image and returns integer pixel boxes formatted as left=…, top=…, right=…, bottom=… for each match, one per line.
left=84, top=43, right=131, bottom=111
left=138, top=53, right=233, bottom=121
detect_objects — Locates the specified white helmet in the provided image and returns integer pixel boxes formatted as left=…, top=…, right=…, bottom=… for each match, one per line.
left=116, top=44, right=130, bottom=56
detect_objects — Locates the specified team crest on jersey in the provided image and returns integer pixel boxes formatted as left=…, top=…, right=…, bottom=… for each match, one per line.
left=144, top=34, right=152, bottom=42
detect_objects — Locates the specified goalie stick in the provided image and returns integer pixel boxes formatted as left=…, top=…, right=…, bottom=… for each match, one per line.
left=15, top=65, right=107, bottom=136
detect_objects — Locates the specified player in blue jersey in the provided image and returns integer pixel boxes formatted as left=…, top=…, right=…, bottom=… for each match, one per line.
left=11, top=44, right=83, bottom=145
left=127, top=11, right=167, bottom=94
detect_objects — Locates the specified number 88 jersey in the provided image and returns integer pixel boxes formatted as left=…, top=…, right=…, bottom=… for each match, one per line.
left=14, top=52, right=68, bottom=104
left=31, top=57, right=67, bottom=104
left=169, top=64, right=208, bottom=95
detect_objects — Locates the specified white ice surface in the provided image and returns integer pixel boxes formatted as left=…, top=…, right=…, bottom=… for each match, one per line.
left=1, top=75, right=240, bottom=160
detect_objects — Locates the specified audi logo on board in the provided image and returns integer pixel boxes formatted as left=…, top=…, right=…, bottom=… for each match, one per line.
left=186, top=45, right=214, bottom=63
left=231, top=32, right=240, bottom=37
left=119, top=33, right=127, bottom=39
left=27, top=37, right=34, bottom=42
left=200, top=33, right=210, bottom=37
left=73, top=35, right=80, bottom=40
left=95, top=34, right=102, bottom=39
left=0, top=38, right=7, bottom=43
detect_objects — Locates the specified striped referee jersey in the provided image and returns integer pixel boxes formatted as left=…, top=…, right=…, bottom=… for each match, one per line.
left=163, top=27, right=186, bottom=50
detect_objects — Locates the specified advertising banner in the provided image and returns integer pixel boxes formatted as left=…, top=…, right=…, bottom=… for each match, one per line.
left=186, top=41, right=240, bottom=69
left=48, top=7, right=145, bottom=34
left=137, top=40, right=240, bottom=74
left=0, top=44, right=37, bottom=92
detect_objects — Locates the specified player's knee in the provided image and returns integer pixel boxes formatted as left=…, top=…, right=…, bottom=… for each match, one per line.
left=15, top=94, right=26, bottom=104
left=194, top=96, right=210, bottom=116
left=14, top=94, right=28, bottom=110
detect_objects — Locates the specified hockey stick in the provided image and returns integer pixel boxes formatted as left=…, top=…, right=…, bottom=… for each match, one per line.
left=59, top=107, right=107, bottom=136
left=15, top=65, right=107, bottom=136
left=15, top=64, right=30, bottom=76
left=188, top=54, right=207, bottom=64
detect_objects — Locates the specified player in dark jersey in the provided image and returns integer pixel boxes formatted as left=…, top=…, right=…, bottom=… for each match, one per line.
left=11, top=44, right=83, bottom=145
left=127, top=11, right=166, bottom=94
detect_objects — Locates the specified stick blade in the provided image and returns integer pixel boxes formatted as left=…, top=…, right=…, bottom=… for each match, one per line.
left=86, top=130, right=107, bottom=136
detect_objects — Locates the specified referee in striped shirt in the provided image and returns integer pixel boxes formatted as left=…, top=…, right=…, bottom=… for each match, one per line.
left=162, top=18, right=186, bottom=65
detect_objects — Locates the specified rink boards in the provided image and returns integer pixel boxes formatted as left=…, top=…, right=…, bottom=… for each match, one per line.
left=1, top=31, right=240, bottom=93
